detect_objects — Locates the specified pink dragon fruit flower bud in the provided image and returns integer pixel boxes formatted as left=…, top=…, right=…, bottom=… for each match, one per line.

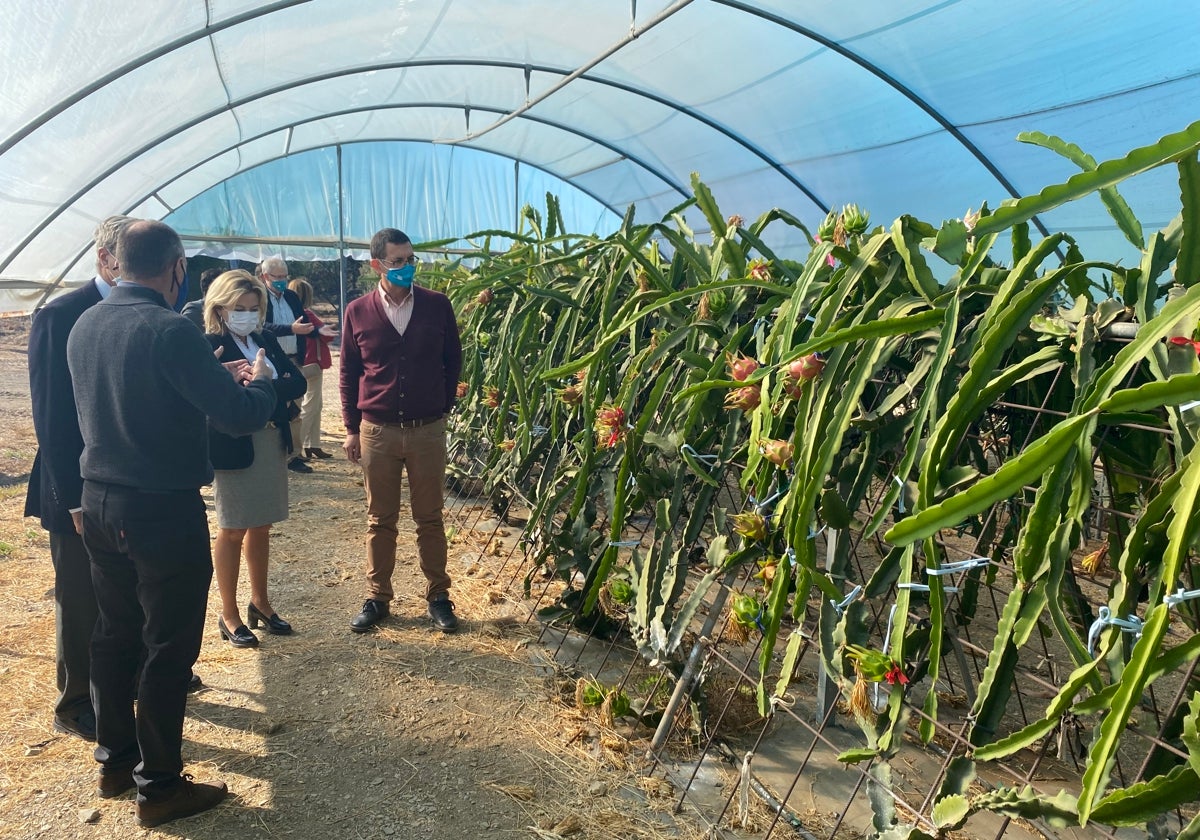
left=747, top=258, right=771, bottom=282
left=724, top=384, right=761, bottom=412
left=788, top=353, right=825, bottom=382
left=759, top=438, right=794, bottom=469
left=725, top=351, right=759, bottom=382
left=731, top=511, right=769, bottom=543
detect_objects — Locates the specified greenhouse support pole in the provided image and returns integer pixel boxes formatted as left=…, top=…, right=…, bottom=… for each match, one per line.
left=337, top=144, right=346, bottom=320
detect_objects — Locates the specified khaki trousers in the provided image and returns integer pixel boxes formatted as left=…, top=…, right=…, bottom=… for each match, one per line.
left=297, top=363, right=323, bottom=450
left=359, top=417, right=450, bottom=601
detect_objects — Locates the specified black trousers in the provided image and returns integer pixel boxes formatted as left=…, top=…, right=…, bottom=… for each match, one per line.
left=49, top=529, right=98, bottom=721
left=81, top=481, right=212, bottom=800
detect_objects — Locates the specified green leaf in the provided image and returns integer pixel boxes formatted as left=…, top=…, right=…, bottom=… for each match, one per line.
left=1018, top=130, right=1145, bottom=249
left=837, top=748, right=877, bottom=764
left=1179, top=152, right=1200, bottom=289
left=942, top=118, right=1200, bottom=256
left=931, top=794, right=970, bottom=829
left=1090, top=763, right=1199, bottom=826
left=887, top=414, right=1090, bottom=546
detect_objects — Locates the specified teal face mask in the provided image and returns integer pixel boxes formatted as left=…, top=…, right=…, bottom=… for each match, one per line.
left=385, top=265, right=415, bottom=288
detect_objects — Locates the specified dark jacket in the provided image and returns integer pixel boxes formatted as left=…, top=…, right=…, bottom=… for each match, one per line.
left=339, top=285, right=462, bottom=434
left=25, top=280, right=103, bottom=533
left=262, top=287, right=307, bottom=362
left=67, top=284, right=276, bottom=491
left=206, top=329, right=308, bottom=470
left=180, top=298, right=205, bottom=331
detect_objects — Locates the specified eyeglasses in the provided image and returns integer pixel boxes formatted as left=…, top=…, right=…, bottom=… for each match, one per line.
left=266, top=273, right=289, bottom=281
left=379, top=256, right=418, bottom=268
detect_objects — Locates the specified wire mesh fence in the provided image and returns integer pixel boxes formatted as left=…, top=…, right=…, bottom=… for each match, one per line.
left=441, top=349, right=1195, bottom=839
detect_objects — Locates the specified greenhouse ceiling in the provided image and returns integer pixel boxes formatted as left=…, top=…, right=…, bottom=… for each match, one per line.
left=1, top=0, right=1197, bottom=311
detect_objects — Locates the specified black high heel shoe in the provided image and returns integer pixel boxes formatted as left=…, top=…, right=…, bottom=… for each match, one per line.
left=248, top=602, right=293, bottom=635
left=218, top=616, right=259, bottom=648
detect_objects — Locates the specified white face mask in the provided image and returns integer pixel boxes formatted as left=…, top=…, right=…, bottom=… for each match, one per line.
left=225, top=310, right=260, bottom=337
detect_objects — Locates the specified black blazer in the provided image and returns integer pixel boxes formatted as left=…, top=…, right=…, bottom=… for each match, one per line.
left=25, top=281, right=104, bottom=534
left=262, top=288, right=307, bottom=362
left=206, top=330, right=307, bottom=470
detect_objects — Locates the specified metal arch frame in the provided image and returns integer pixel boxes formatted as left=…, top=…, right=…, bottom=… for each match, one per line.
left=36, top=136, right=632, bottom=307
left=0, top=0, right=312, bottom=158
left=141, top=101, right=691, bottom=213
left=0, top=57, right=831, bottom=274
left=172, top=140, right=622, bottom=236
left=711, top=0, right=1056, bottom=241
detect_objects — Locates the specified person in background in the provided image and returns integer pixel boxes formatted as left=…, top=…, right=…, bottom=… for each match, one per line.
left=204, top=270, right=307, bottom=647
left=181, top=268, right=221, bottom=331
left=67, top=220, right=275, bottom=826
left=257, top=258, right=313, bottom=474
left=288, top=277, right=337, bottom=460
left=25, top=215, right=134, bottom=743
left=340, top=228, right=463, bottom=634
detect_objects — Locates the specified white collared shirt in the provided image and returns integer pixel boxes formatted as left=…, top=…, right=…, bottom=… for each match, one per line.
left=378, top=285, right=414, bottom=336
left=231, top=333, right=278, bottom=379
left=268, top=288, right=297, bottom=355
left=94, top=276, right=113, bottom=300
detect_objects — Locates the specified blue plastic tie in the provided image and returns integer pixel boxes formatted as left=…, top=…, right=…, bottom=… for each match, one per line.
left=830, top=584, right=862, bottom=616
left=1164, top=587, right=1200, bottom=609
left=893, top=475, right=906, bottom=514
left=926, top=557, right=990, bottom=576
left=680, top=443, right=719, bottom=464
left=1086, top=606, right=1143, bottom=656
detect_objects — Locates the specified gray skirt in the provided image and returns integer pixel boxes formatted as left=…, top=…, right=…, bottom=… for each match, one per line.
left=213, top=426, right=289, bottom=529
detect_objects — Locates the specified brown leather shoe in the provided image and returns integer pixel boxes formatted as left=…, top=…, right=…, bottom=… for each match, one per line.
left=136, top=775, right=228, bottom=828
left=97, top=768, right=135, bottom=799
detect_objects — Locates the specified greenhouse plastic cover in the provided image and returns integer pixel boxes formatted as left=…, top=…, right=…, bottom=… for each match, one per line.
left=1, top=0, right=1197, bottom=312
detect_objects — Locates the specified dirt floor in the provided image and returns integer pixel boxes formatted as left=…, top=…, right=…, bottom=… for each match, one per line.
left=0, top=315, right=712, bottom=840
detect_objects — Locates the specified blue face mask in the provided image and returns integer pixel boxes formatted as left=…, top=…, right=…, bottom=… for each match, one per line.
left=271, top=279, right=288, bottom=293
left=170, top=266, right=190, bottom=313
left=385, top=265, right=416, bottom=288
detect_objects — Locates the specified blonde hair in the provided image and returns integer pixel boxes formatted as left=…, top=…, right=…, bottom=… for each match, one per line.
left=204, top=270, right=267, bottom=335
left=289, top=276, right=313, bottom=309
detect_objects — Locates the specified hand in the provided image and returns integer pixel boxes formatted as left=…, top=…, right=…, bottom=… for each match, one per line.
left=251, top=347, right=273, bottom=380
left=215, top=345, right=252, bottom=385
left=344, top=433, right=361, bottom=465
left=291, top=317, right=315, bottom=336
left=71, top=510, right=83, bottom=535
left=318, top=325, right=338, bottom=338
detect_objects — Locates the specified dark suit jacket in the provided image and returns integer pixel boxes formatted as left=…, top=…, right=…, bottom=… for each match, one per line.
left=24, top=280, right=104, bottom=533
left=262, top=288, right=307, bottom=363
left=206, top=330, right=307, bottom=470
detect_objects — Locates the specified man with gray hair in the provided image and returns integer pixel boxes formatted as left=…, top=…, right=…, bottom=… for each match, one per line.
left=257, top=257, right=314, bottom=472
left=25, top=215, right=134, bottom=742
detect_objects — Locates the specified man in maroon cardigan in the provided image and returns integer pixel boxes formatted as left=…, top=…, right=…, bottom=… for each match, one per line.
left=340, top=228, right=463, bottom=633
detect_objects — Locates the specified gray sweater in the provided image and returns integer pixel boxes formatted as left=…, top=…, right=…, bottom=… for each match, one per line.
left=67, top=284, right=276, bottom=491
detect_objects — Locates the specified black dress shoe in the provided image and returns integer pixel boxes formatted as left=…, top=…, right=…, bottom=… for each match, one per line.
left=136, top=775, right=227, bottom=828
left=428, top=594, right=459, bottom=633
left=305, top=448, right=333, bottom=459
left=187, top=672, right=203, bottom=692
left=53, top=709, right=96, bottom=741
left=287, top=457, right=313, bottom=473
left=97, top=767, right=136, bottom=798
left=350, top=599, right=389, bottom=633
left=248, top=601, right=293, bottom=635
left=218, top=617, right=259, bottom=648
